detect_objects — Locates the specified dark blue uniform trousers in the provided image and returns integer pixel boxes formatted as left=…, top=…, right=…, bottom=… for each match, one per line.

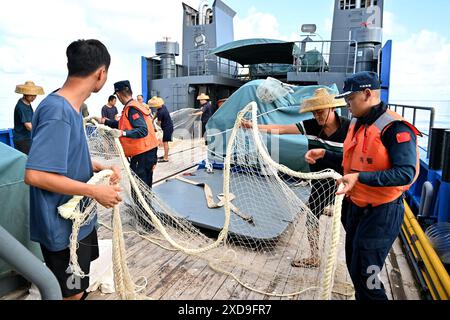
left=130, top=147, right=158, bottom=188
left=129, top=147, right=158, bottom=230
left=344, top=197, right=405, bottom=300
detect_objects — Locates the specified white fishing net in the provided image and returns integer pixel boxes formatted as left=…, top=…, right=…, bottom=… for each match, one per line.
left=59, top=102, right=345, bottom=300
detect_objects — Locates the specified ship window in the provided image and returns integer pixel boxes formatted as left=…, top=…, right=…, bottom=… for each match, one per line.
left=361, top=0, right=378, bottom=7
left=340, top=0, right=357, bottom=10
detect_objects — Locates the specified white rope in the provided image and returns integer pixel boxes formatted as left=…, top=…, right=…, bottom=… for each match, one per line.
left=60, top=106, right=344, bottom=300
left=222, top=102, right=344, bottom=300
left=58, top=170, right=113, bottom=278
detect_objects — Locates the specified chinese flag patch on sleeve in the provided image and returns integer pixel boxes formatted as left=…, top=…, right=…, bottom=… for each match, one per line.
left=132, top=113, right=140, bottom=121
left=396, top=132, right=412, bottom=144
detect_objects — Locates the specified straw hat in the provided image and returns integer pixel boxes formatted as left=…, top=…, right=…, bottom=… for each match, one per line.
left=299, top=88, right=347, bottom=114
left=197, top=93, right=210, bottom=101
left=15, top=81, right=45, bottom=96
left=148, top=96, right=165, bottom=108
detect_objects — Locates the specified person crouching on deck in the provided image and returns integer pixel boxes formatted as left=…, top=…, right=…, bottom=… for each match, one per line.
left=242, top=88, right=350, bottom=268
left=307, top=72, right=421, bottom=300
left=24, top=39, right=122, bottom=300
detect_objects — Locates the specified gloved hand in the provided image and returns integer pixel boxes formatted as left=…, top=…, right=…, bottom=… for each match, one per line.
left=97, top=125, right=123, bottom=139
left=84, top=116, right=103, bottom=125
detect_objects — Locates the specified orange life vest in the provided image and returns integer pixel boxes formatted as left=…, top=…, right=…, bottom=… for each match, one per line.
left=118, top=100, right=159, bottom=158
left=343, top=109, right=421, bottom=208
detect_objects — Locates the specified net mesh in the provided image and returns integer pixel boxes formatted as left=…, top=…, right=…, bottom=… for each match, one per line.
left=59, top=102, right=345, bottom=300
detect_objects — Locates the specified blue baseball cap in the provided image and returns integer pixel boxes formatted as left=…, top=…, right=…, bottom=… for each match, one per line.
left=113, top=80, right=131, bottom=95
left=335, top=71, right=381, bottom=99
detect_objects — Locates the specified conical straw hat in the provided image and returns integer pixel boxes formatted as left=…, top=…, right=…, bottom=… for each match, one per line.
left=197, top=93, right=210, bottom=101
left=15, top=81, right=45, bottom=95
left=300, top=88, right=347, bottom=114
left=148, top=96, right=165, bottom=107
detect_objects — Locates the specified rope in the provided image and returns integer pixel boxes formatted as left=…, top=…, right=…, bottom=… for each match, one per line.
left=222, top=102, right=344, bottom=299
left=60, top=106, right=344, bottom=300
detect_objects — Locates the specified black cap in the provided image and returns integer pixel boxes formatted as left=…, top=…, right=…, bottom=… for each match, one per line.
left=113, top=80, right=131, bottom=95
left=335, top=71, right=381, bottom=99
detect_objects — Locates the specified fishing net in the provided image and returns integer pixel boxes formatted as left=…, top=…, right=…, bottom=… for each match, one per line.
left=154, top=108, right=203, bottom=150
left=59, top=101, right=345, bottom=300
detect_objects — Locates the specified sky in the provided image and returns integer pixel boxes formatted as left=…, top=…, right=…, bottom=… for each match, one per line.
left=1, top=0, right=450, bottom=128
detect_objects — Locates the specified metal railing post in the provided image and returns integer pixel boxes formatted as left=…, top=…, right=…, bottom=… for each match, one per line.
left=0, top=225, right=62, bottom=300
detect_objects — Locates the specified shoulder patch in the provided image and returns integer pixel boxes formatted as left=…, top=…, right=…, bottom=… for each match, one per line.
left=132, top=113, right=140, bottom=121
left=396, top=132, right=412, bottom=144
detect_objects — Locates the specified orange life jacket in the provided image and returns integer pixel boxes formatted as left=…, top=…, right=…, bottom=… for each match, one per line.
left=118, top=100, right=159, bottom=158
left=343, top=109, right=421, bottom=208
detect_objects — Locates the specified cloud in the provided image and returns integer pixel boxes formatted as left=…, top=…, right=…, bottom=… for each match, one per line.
left=383, top=10, right=408, bottom=40
left=234, top=7, right=283, bottom=40
left=0, top=0, right=199, bottom=127
left=390, top=29, right=450, bottom=101
left=1, top=1, right=449, bottom=129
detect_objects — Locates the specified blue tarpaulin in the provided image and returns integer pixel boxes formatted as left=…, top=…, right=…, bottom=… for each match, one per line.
left=206, top=80, right=340, bottom=172
left=0, top=143, right=42, bottom=279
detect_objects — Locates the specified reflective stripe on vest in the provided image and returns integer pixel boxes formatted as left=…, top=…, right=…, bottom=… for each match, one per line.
left=343, top=109, right=421, bottom=208
left=118, top=100, right=159, bottom=157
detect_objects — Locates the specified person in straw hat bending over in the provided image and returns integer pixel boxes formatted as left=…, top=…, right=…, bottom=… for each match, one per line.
left=242, top=88, right=350, bottom=268
left=148, top=96, right=174, bottom=163
left=13, top=81, right=45, bottom=154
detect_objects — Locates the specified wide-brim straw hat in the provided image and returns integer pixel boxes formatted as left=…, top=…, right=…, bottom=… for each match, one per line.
left=148, top=96, right=165, bottom=107
left=299, top=88, right=347, bottom=114
left=15, top=81, right=45, bottom=96
left=197, top=93, right=210, bottom=101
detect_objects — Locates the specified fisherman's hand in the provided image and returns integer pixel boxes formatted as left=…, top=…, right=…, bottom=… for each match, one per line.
left=305, top=149, right=326, bottom=165
left=336, top=173, right=360, bottom=196
left=241, top=119, right=253, bottom=129
left=109, top=166, right=122, bottom=185
left=92, top=184, right=123, bottom=209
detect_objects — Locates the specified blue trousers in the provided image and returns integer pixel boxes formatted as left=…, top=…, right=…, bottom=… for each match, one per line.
left=130, top=147, right=158, bottom=188
left=344, top=197, right=405, bottom=300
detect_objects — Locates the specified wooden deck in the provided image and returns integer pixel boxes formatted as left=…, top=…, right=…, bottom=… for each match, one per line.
left=86, top=139, right=421, bottom=301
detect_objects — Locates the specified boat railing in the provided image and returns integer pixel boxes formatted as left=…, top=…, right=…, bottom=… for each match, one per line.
left=291, top=39, right=359, bottom=75
left=187, top=48, right=239, bottom=78
left=0, top=225, right=62, bottom=300
left=387, top=103, right=436, bottom=155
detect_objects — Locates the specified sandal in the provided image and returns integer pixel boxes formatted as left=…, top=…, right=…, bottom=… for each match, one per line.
left=158, top=159, right=169, bottom=163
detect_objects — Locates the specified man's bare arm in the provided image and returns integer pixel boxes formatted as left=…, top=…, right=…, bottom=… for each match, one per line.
left=25, top=169, right=122, bottom=209
left=241, top=120, right=301, bottom=135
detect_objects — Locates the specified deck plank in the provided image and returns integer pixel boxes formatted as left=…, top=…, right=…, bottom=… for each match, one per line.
left=160, top=257, right=210, bottom=300
left=85, top=140, right=419, bottom=301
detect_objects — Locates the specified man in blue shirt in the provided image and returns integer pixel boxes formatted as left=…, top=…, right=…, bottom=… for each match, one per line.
left=13, top=81, right=45, bottom=154
left=25, top=39, right=122, bottom=301
left=101, top=95, right=119, bottom=121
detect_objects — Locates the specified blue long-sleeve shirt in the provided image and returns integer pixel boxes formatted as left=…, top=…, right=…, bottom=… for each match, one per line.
left=105, top=107, right=148, bottom=139
left=324, top=103, right=417, bottom=187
